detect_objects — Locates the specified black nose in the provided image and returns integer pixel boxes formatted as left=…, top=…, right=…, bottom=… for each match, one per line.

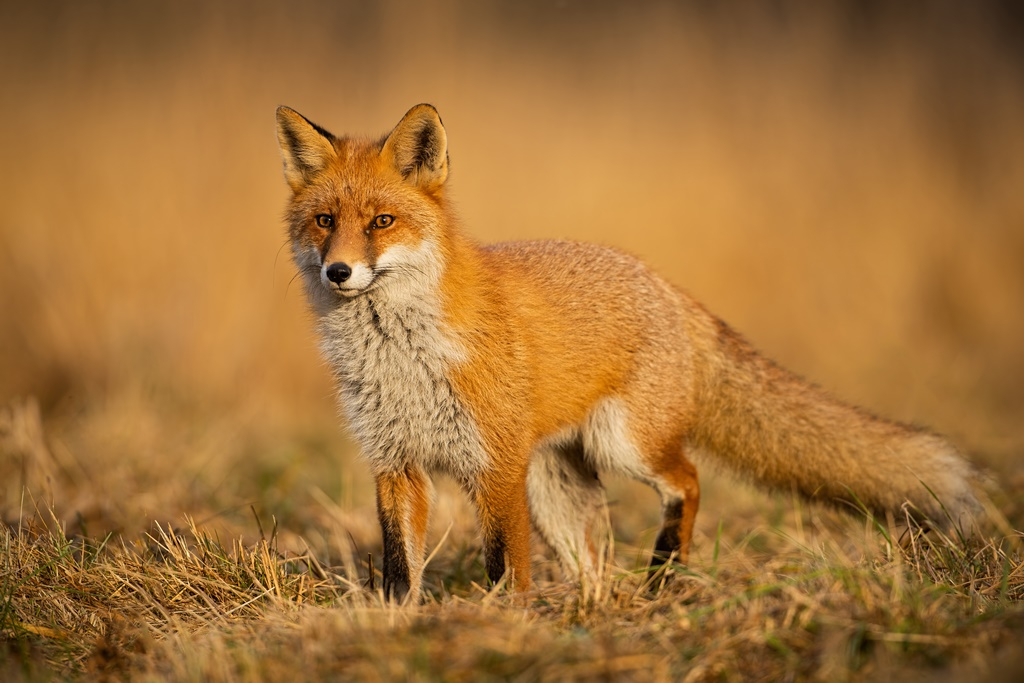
left=325, top=262, right=352, bottom=284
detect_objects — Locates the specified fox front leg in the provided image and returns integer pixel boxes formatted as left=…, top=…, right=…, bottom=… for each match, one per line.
left=374, top=466, right=432, bottom=603
left=474, top=469, right=534, bottom=591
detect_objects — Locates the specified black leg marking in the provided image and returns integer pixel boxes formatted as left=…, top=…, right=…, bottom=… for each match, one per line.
left=651, top=498, right=685, bottom=568
left=483, top=527, right=508, bottom=586
left=379, top=507, right=410, bottom=602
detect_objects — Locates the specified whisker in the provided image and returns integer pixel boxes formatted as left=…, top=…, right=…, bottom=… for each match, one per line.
left=284, top=264, right=321, bottom=297
left=270, top=238, right=293, bottom=292
left=374, top=263, right=429, bottom=279
left=273, top=239, right=291, bottom=273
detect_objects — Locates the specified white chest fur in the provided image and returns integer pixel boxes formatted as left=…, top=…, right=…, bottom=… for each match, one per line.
left=317, top=282, right=489, bottom=484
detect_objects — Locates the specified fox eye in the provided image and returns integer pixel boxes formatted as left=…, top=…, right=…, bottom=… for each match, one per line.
left=372, top=214, right=394, bottom=229
left=315, top=214, right=334, bottom=229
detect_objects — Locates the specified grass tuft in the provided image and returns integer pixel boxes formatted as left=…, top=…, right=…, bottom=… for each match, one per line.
left=3, top=489, right=1022, bottom=681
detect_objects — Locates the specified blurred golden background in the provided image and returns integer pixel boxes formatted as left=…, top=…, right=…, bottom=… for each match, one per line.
left=2, top=1, right=1022, bottom=551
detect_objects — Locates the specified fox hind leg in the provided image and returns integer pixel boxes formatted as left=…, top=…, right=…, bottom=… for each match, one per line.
left=527, top=441, right=609, bottom=581
left=649, top=450, right=700, bottom=569
left=578, top=398, right=700, bottom=571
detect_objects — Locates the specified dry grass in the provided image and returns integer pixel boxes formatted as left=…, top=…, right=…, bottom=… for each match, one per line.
left=2, top=462, right=1022, bottom=681
left=2, top=1, right=1024, bottom=680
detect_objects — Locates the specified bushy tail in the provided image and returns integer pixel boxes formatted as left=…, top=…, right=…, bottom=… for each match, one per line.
left=690, top=319, right=978, bottom=526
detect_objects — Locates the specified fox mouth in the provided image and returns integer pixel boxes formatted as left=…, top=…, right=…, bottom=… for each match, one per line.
left=322, top=276, right=373, bottom=298
left=325, top=264, right=410, bottom=298
left=332, top=285, right=366, bottom=298
left=324, top=270, right=391, bottom=298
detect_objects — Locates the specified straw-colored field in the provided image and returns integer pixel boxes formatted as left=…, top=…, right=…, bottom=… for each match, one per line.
left=2, top=2, right=1023, bottom=680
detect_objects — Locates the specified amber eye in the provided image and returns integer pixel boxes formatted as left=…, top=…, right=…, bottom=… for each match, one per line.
left=372, top=214, right=394, bottom=229
left=315, top=214, right=333, bottom=229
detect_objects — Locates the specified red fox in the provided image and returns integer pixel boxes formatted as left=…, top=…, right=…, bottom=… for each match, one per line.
left=276, top=104, right=977, bottom=602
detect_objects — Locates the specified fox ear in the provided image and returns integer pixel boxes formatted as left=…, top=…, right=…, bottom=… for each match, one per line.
left=276, top=106, right=337, bottom=191
left=381, top=104, right=448, bottom=191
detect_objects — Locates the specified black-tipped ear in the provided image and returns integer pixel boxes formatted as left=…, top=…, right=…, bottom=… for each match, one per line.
left=276, top=106, right=337, bottom=191
left=381, top=104, right=448, bottom=191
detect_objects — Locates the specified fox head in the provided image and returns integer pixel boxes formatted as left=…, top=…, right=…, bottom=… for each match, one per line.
left=276, top=104, right=451, bottom=307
